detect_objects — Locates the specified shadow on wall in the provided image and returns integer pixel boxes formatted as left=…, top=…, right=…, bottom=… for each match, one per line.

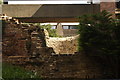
left=32, top=4, right=100, bottom=18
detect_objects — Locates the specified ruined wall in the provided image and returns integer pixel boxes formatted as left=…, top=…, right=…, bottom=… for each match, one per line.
left=44, top=29, right=79, bottom=54
left=38, top=53, right=106, bottom=78
left=2, top=21, right=28, bottom=56
left=2, top=19, right=47, bottom=57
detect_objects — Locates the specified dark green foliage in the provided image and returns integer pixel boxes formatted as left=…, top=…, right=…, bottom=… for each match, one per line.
left=0, top=0, right=2, bottom=4
left=39, top=24, right=58, bottom=37
left=48, top=29, right=57, bottom=37
left=78, top=10, right=120, bottom=55
left=28, top=23, right=58, bottom=37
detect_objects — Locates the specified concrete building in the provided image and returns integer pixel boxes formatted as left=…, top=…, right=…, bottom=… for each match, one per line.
left=2, top=4, right=100, bottom=36
left=1, top=1, right=120, bottom=36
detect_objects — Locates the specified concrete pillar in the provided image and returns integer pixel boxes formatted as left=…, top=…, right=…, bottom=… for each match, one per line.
left=56, top=23, right=64, bottom=37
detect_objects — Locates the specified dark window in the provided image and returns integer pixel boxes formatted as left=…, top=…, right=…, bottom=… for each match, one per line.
left=3, top=2, right=8, bottom=4
left=116, top=1, right=120, bottom=8
left=63, top=26, right=69, bottom=29
left=69, top=25, right=79, bottom=29
left=63, top=25, right=79, bottom=29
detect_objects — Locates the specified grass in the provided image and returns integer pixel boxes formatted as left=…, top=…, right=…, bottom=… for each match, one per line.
left=2, top=63, right=40, bottom=79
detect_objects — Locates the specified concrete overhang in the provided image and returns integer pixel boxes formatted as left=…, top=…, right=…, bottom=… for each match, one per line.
left=2, top=4, right=100, bottom=22
left=16, top=17, right=80, bottom=23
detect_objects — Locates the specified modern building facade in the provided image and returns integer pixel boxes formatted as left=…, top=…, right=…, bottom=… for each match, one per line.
left=1, top=0, right=120, bottom=36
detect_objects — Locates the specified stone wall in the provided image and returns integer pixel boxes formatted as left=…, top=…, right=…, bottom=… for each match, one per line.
left=2, top=19, right=47, bottom=57
left=44, top=29, right=79, bottom=54
left=42, top=53, right=105, bottom=78
left=25, top=53, right=111, bottom=78
left=2, top=21, right=28, bottom=56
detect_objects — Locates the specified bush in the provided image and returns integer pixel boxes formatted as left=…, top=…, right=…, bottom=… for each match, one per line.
left=0, top=1, right=2, bottom=4
left=78, top=10, right=120, bottom=55
left=35, top=23, right=58, bottom=37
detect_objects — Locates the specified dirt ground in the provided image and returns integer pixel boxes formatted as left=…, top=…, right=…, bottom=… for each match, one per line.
left=3, top=52, right=116, bottom=79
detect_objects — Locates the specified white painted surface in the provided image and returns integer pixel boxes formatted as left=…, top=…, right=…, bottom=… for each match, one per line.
left=8, top=1, right=90, bottom=4
left=40, top=23, right=79, bottom=26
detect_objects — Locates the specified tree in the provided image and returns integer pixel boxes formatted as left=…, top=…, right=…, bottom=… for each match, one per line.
left=78, top=10, right=120, bottom=78
left=78, top=10, right=120, bottom=55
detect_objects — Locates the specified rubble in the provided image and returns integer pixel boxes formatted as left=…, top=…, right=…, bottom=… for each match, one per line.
left=44, top=29, right=79, bottom=54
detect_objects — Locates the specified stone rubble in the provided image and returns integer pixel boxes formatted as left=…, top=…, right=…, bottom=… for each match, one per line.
left=44, top=29, right=79, bottom=54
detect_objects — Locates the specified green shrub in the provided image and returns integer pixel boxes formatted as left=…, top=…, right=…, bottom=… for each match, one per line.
left=78, top=10, right=120, bottom=55
left=2, top=63, right=40, bottom=79
left=0, top=0, right=2, bottom=4
left=40, top=24, right=58, bottom=37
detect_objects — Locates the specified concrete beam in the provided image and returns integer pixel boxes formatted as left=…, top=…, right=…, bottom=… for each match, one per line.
left=16, top=17, right=79, bottom=23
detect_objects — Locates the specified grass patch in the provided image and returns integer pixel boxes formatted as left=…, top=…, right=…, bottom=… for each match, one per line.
left=2, top=63, right=40, bottom=79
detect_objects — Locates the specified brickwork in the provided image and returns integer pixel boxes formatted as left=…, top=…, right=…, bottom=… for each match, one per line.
left=2, top=19, right=47, bottom=57
left=100, top=2, right=116, bottom=18
left=2, top=22, right=28, bottom=56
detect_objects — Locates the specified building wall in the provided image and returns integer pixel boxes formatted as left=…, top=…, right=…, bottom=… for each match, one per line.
left=55, top=23, right=78, bottom=37
left=2, top=4, right=100, bottom=22
left=63, top=29, right=78, bottom=37
left=100, top=2, right=116, bottom=18
left=2, top=4, right=42, bottom=17
left=2, top=4, right=100, bottom=17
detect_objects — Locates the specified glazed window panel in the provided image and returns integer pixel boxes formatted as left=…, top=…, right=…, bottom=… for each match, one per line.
left=63, top=26, right=69, bottom=29
left=69, top=25, right=78, bottom=29
left=51, top=25, right=57, bottom=29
